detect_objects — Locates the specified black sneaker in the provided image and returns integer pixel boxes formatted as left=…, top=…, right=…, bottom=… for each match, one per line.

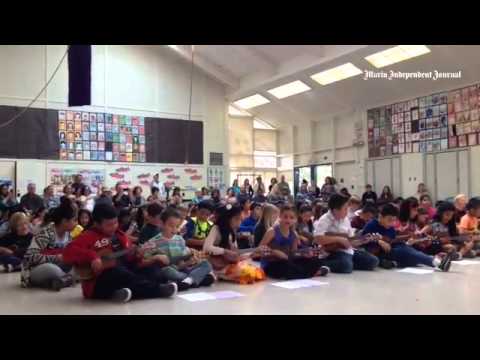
left=50, top=275, right=74, bottom=292
left=11, top=264, right=21, bottom=272
left=200, top=273, right=216, bottom=287
left=177, top=280, right=191, bottom=292
left=112, top=288, right=132, bottom=303
left=379, top=259, right=397, bottom=269
left=451, top=252, right=461, bottom=261
left=438, top=252, right=454, bottom=272
left=158, top=282, right=178, bottom=298
left=317, top=266, right=330, bottom=277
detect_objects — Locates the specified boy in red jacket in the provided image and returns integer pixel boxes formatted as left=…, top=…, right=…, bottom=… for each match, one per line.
left=63, top=204, right=177, bottom=303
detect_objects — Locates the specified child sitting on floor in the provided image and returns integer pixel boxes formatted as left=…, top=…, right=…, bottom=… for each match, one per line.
left=185, top=200, right=214, bottom=250
left=21, top=198, right=77, bottom=291
left=238, top=202, right=263, bottom=248
left=63, top=204, right=177, bottom=303
left=350, top=205, right=378, bottom=232
left=296, top=204, right=314, bottom=247
left=260, top=204, right=329, bottom=280
left=314, top=194, right=379, bottom=274
left=138, top=207, right=215, bottom=292
left=347, top=196, right=362, bottom=222
left=420, top=202, right=466, bottom=259
left=362, top=203, right=453, bottom=272
left=138, top=202, right=163, bottom=245
left=203, top=203, right=265, bottom=283
left=0, top=212, right=33, bottom=272
left=254, top=203, right=279, bottom=248
left=458, top=198, right=480, bottom=256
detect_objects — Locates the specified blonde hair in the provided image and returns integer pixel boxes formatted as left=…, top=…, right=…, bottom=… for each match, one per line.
left=454, top=194, right=467, bottom=203
left=348, top=195, right=361, bottom=205
left=9, top=212, right=29, bottom=234
left=258, top=203, right=279, bottom=230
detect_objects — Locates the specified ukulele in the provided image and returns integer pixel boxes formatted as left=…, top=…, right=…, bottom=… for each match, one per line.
left=207, top=246, right=272, bottom=271
left=322, top=232, right=382, bottom=252
left=74, top=245, right=137, bottom=281
left=289, top=246, right=328, bottom=259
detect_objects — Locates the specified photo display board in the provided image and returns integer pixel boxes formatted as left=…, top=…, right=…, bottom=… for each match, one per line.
left=58, top=110, right=146, bottom=163
left=368, top=83, right=480, bottom=158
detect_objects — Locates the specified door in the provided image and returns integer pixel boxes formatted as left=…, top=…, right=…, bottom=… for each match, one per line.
left=425, top=153, right=436, bottom=202
left=373, top=158, right=392, bottom=196
left=392, top=157, right=401, bottom=199
left=435, top=152, right=458, bottom=200
left=458, top=149, right=469, bottom=196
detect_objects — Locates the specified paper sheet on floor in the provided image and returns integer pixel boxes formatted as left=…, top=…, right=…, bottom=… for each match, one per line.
left=177, top=292, right=216, bottom=302
left=452, top=260, right=480, bottom=266
left=212, top=291, right=245, bottom=299
left=397, top=267, right=434, bottom=275
left=177, top=291, right=244, bottom=302
left=271, top=279, right=329, bottom=289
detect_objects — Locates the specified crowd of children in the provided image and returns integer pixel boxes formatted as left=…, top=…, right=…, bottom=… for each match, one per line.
left=0, top=175, right=479, bottom=304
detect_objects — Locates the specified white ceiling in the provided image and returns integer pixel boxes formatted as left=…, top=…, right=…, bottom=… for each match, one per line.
left=167, top=45, right=480, bottom=128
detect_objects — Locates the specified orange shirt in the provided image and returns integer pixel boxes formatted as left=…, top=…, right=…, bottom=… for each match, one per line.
left=458, top=213, right=479, bottom=234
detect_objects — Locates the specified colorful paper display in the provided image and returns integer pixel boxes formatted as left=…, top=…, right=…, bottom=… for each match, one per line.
left=368, top=84, right=480, bottom=158
left=58, top=111, right=146, bottom=163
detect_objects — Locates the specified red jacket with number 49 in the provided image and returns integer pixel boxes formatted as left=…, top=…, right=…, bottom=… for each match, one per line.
left=63, top=228, right=132, bottom=299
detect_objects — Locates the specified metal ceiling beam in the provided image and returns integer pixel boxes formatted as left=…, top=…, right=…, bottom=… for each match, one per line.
left=227, top=45, right=369, bottom=101
left=167, top=45, right=240, bottom=89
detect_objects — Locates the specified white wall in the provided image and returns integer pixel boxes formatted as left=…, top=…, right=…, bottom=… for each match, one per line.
left=0, top=45, right=228, bottom=192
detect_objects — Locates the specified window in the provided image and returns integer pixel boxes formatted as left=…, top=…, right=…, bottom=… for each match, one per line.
left=254, top=150, right=277, bottom=169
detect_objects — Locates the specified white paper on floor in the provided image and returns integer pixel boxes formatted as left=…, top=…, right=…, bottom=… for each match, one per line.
left=397, top=267, right=434, bottom=275
left=271, top=279, right=329, bottom=289
left=177, top=291, right=244, bottom=302
left=452, top=260, right=480, bottom=266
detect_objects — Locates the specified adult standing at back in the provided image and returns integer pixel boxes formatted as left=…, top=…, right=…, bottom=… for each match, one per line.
left=151, top=174, right=165, bottom=199
left=320, top=177, right=337, bottom=202
left=277, top=175, right=291, bottom=199
left=416, top=183, right=429, bottom=200
left=269, top=178, right=278, bottom=193
left=71, top=174, right=86, bottom=197
left=20, top=183, right=44, bottom=214
left=254, top=176, right=265, bottom=197
left=243, top=179, right=254, bottom=198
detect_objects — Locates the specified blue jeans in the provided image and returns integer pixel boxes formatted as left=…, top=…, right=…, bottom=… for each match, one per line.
left=390, top=243, right=434, bottom=268
left=323, top=250, right=379, bottom=273
left=140, top=260, right=212, bottom=286
left=0, top=255, right=22, bottom=267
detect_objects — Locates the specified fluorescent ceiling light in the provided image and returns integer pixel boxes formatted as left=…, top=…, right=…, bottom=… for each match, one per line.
left=365, top=45, right=431, bottom=68
left=233, top=94, right=270, bottom=109
left=254, top=118, right=276, bottom=130
left=228, top=105, right=252, bottom=117
left=310, top=63, right=363, bottom=85
left=267, top=80, right=311, bottom=99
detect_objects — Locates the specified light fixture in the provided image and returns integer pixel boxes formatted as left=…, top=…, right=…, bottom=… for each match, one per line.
left=365, top=45, right=431, bottom=68
left=228, top=105, right=252, bottom=117
left=267, top=80, right=311, bottom=99
left=310, top=63, right=363, bottom=85
left=233, top=94, right=270, bottom=109
left=167, top=45, right=179, bottom=50
left=253, top=118, right=276, bottom=130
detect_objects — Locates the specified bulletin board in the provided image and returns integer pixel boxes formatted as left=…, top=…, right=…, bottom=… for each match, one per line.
left=105, top=164, right=205, bottom=196
left=368, top=83, right=480, bottom=158
left=47, top=163, right=106, bottom=195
